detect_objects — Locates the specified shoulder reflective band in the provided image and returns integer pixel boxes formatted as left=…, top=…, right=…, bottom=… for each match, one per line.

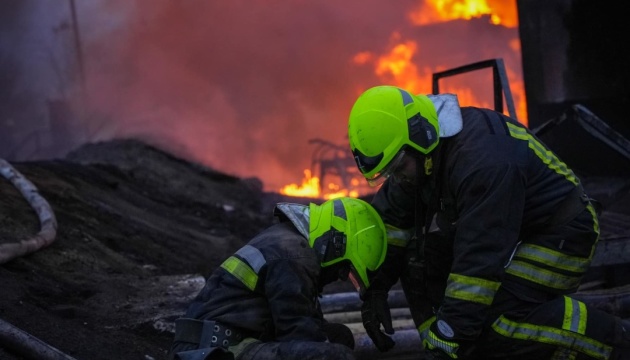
left=236, top=245, right=266, bottom=273
left=506, top=122, right=578, bottom=185
left=220, top=245, right=266, bottom=291
left=491, top=314, right=612, bottom=359
left=444, top=273, right=500, bottom=305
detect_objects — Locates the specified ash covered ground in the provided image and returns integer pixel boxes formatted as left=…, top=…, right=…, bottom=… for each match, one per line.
left=0, top=139, right=314, bottom=360
left=2, top=138, right=630, bottom=360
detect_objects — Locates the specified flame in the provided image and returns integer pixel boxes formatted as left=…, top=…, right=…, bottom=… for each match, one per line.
left=280, top=0, right=524, bottom=199
left=279, top=169, right=320, bottom=198
left=373, top=41, right=528, bottom=122
left=409, top=0, right=519, bottom=27
left=374, top=34, right=426, bottom=93
left=356, top=1, right=527, bottom=123
left=279, top=169, right=363, bottom=200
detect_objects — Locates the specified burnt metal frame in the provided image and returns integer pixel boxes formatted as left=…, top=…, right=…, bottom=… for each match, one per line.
left=432, top=58, right=518, bottom=121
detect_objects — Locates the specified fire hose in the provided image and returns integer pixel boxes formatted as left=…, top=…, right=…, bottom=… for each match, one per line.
left=0, top=159, right=69, bottom=359
left=0, top=158, right=57, bottom=264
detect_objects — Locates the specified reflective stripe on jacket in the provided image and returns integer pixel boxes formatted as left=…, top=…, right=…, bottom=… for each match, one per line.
left=183, top=220, right=326, bottom=343
left=372, top=106, right=599, bottom=342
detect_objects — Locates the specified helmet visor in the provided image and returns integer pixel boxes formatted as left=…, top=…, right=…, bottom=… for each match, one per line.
left=364, top=149, right=407, bottom=187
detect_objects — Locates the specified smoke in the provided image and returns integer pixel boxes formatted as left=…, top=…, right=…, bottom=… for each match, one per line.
left=76, top=0, right=520, bottom=191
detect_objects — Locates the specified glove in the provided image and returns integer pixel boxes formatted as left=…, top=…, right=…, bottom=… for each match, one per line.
left=422, top=319, right=460, bottom=359
left=322, top=322, right=355, bottom=350
left=361, top=290, right=395, bottom=352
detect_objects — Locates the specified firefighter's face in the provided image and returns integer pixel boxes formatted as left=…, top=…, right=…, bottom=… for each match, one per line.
left=391, top=153, right=417, bottom=185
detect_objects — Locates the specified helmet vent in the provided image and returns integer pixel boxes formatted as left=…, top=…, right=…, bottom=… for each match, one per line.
left=398, top=88, right=414, bottom=105
left=332, top=199, right=347, bottom=220
left=408, top=113, right=438, bottom=150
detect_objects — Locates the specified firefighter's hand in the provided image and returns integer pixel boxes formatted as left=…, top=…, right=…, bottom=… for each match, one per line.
left=422, top=320, right=460, bottom=359
left=361, top=290, right=395, bottom=352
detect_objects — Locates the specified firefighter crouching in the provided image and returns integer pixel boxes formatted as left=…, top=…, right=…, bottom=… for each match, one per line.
left=168, top=197, right=388, bottom=360
left=347, top=85, right=630, bottom=359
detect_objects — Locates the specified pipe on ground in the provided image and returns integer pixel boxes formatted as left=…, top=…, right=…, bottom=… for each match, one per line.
left=0, top=317, right=77, bottom=360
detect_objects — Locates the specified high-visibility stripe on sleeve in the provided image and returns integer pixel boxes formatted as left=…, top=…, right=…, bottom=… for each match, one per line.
left=507, top=123, right=578, bottom=185
left=418, top=316, right=436, bottom=339
left=492, top=315, right=611, bottom=359
left=515, top=244, right=591, bottom=273
left=424, top=328, right=459, bottom=357
left=222, top=245, right=266, bottom=290
left=235, top=245, right=266, bottom=273
left=586, top=202, right=600, bottom=237
left=385, top=224, right=412, bottom=247
left=563, top=296, right=587, bottom=335
left=505, top=260, right=582, bottom=291
left=444, top=273, right=501, bottom=305
left=221, top=256, right=259, bottom=291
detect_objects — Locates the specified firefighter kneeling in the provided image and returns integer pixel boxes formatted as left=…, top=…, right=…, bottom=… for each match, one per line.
left=168, top=197, right=388, bottom=360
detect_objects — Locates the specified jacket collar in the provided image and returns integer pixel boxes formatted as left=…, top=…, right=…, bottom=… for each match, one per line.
left=427, top=93, right=463, bottom=138
left=273, top=203, right=310, bottom=239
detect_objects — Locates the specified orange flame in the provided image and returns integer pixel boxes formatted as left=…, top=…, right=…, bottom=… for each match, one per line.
left=279, top=169, right=320, bottom=198
left=375, top=35, right=425, bottom=93
left=354, top=0, right=527, bottom=124
left=409, top=0, right=518, bottom=27
left=281, top=0, right=523, bottom=198
left=279, top=169, right=363, bottom=200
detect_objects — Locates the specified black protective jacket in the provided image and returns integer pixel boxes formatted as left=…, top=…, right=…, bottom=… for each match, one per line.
left=372, top=106, right=599, bottom=342
left=183, top=205, right=328, bottom=343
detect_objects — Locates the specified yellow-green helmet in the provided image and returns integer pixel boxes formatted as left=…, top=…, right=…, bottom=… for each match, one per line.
left=348, top=85, right=439, bottom=186
left=309, top=197, right=387, bottom=295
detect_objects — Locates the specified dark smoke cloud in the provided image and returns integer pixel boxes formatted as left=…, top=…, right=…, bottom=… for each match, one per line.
left=79, top=0, right=520, bottom=191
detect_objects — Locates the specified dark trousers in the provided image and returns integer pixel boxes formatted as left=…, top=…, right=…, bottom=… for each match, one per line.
left=475, top=288, right=630, bottom=360
left=398, top=243, right=630, bottom=359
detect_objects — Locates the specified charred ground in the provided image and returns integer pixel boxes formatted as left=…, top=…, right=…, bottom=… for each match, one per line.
left=0, top=139, right=303, bottom=360
left=2, top=138, right=630, bottom=360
